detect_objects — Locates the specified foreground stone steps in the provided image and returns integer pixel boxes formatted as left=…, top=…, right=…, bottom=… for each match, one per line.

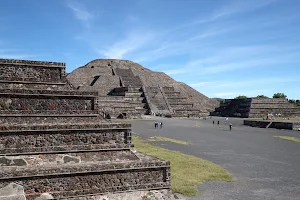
left=0, top=123, right=170, bottom=199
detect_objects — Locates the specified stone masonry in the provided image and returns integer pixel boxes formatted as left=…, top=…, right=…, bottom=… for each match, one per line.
left=0, top=58, right=171, bottom=199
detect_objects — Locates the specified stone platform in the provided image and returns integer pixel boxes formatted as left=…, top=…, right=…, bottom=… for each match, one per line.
left=0, top=58, right=171, bottom=199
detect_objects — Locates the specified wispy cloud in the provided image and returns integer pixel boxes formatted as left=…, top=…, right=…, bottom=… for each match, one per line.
left=66, top=1, right=93, bottom=21
left=97, top=30, right=155, bottom=59
left=192, top=0, right=277, bottom=25
left=190, top=77, right=300, bottom=88
left=163, top=45, right=300, bottom=76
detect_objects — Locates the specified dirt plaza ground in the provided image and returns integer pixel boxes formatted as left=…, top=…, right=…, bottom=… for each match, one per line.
left=132, top=116, right=300, bottom=200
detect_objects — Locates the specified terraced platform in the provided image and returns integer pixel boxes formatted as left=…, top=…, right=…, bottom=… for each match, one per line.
left=0, top=58, right=170, bottom=199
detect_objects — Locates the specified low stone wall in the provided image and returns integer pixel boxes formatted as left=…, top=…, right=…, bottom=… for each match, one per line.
left=244, top=120, right=295, bottom=130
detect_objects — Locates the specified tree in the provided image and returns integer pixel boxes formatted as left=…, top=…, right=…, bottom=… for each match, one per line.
left=257, top=95, right=269, bottom=98
left=273, top=93, right=287, bottom=98
left=235, top=95, right=248, bottom=99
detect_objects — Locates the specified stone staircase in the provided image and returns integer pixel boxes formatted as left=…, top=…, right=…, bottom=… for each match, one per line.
left=101, top=68, right=149, bottom=118
left=144, top=86, right=170, bottom=115
left=162, top=87, right=200, bottom=117
left=0, top=59, right=170, bottom=199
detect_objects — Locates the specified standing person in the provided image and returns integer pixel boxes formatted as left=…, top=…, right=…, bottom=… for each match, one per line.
left=154, top=122, right=158, bottom=129
left=217, top=121, right=220, bottom=125
left=213, top=121, right=215, bottom=125
left=229, top=123, right=232, bottom=131
left=160, top=122, right=163, bottom=129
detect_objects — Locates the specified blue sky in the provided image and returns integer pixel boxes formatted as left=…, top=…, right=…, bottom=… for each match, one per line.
left=1, top=0, right=300, bottom=99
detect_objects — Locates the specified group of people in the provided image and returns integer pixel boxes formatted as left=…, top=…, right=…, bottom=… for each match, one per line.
left=212, top=118, right=233, bottom=131
left=154, top=121, right=163, bottom=129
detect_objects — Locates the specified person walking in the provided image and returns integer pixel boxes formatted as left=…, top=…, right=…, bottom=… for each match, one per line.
left=160, top=122, right=163, bottom=129
left=154, top=122, right=158, bottom=129
left=229, top=123, right=232, bottom=131
left=217, top=121, right=220, bottom=125
left=213, top=121, right=215, bottom=125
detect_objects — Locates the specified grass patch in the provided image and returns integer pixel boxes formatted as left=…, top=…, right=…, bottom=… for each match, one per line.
left=133, top=136, right=232, bottom=196
left=273, top=136, right=300, bottom=143
left=150, top=136, right=190, bottom=145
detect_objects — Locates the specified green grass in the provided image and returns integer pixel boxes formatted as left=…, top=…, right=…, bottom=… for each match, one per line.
left=148, top=136, right=190, bottom=145
left=273, top=136, right=300, bottom=143
left=133, top=136, right=232, bottom=196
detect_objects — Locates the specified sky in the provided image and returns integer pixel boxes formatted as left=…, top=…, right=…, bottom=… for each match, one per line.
left=0, top=0, right=300, bottom=99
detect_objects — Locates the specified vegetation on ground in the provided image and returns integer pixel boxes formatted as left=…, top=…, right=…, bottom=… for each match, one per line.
left=273, top=93, right=287, bottom=98
left=234, top=95, right=248, bottom=99
left=273, top=136, right=300, bottom=143
left=257, top=95, right=269, bottom=98
left=148, top=136, right=190, bottom=145
left=133, top=136, right=232, bottom=196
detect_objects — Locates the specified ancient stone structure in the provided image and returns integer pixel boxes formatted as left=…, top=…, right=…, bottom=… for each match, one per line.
left=211, top=98, right=300, bottom=118
left=0, top=59, right=170, bottom=199
left=67, top=59, right=218, bottom=118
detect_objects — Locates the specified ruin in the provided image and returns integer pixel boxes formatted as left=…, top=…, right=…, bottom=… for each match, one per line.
left=210, top=98, right=300, bottom=118
left=67, top=59, right=219, bottom=118
left=0, top=59, right=170, bottom=199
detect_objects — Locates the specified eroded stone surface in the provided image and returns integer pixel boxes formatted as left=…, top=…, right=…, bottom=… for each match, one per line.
left=69, top=189, right=175, bottom=200
left=0, top=157, right=27, bottom=166
left=0, top=183, right=26, bottom=200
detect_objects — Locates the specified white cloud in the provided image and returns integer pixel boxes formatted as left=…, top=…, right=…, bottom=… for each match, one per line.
left=66, top=1, right=93, bottom=21
left=97, top=30, right=155, bottom=59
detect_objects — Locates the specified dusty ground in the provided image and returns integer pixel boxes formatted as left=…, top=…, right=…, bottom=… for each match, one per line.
left=132, top=116, right=300, bottom=200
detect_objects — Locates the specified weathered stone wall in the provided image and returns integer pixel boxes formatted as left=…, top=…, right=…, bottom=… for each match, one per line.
left=0, top=166, right=170, bottom=200
left=0, top=97, right=93, bottom=112
left=0, top=129, right=131, bottom=154
left=0, top=65, right=63, bottom=83
left=0, top=89, right=98, bottom=115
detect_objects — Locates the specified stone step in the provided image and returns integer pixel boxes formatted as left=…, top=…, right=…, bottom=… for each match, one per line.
left=0, top=152, right=170, bottom=200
